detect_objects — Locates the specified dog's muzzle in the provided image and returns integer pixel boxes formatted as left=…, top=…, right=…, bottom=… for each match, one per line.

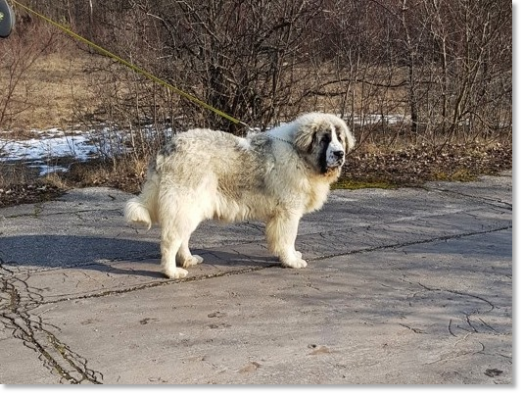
left=333, top=150, right=344, bottom=160
left=329, top=150, right=345, bottom=167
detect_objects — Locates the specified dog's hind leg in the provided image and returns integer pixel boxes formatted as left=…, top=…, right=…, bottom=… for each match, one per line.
left=160, top=195, right=206, bottom=277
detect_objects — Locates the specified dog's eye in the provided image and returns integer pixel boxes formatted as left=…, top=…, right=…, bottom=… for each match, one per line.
left=321, top=135, right=330, bottom=143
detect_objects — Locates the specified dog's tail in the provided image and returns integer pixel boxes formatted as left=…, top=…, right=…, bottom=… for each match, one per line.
left=124, top=163, right=160, bottom=230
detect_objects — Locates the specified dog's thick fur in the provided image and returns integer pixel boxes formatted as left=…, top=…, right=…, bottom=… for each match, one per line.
left=125, top=113, right=355, bottom=279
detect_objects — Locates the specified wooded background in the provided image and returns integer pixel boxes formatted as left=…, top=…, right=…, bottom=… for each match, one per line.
left=1, top=0, right=512, bottom=145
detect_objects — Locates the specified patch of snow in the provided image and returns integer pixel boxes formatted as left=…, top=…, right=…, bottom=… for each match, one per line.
left=0, top=114, right=408, bottom=176
left=0, top=134, right=95, bottom=162
left=351, top=113, right=409, bottom=125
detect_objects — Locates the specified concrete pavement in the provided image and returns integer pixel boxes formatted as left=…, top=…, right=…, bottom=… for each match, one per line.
left=0, top=172, right=512, bottom=384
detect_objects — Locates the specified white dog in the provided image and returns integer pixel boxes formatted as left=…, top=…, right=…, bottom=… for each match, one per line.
left=125, top=113, right=355, bottom=279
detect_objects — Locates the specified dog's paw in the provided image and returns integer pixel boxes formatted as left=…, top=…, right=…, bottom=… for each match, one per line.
left=278, top=249, right=307, bottom=269
left=163, top=267, right=189, bottom=279
left=283, top=258, right=308, bottom=269
left=182, top=255, right=204, bottom=268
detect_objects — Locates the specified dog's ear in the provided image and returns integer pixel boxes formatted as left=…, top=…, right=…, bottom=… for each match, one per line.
left=332, top=122, right=356, bottom=154
left=341, top=126, right=356, bottom=154
left=293, top=124, right=317, bottom=153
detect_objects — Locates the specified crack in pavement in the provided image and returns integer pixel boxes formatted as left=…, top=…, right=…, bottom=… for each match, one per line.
left=425, top=334, right=485, bottom=367
left=416, top=282, right=496, bottom=312
left=428, top=187, right=512, bottom=211
left=36, top=264, right=281, bottom=307
left=409, top=279, right=508, bottom=343
left=3, top=208, right=123, bottom=220
left=308, top=224, right=511, bottom=262
left=0, top=261, right=104, bottom=384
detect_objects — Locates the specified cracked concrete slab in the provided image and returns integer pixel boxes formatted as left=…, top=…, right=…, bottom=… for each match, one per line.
left=0, top=337, right=63, bottom=384
left=0, top=173, right=512, bottom=384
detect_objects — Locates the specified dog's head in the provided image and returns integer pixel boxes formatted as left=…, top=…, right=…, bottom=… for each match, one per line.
left=293, top=113, right=355, bottom=176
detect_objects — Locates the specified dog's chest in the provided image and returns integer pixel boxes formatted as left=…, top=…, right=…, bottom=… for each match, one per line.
left=303, top=181, right=330, bottom=213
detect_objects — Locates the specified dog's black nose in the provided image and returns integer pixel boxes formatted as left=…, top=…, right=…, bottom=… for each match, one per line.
left=333, top=150, right=344, bottom=159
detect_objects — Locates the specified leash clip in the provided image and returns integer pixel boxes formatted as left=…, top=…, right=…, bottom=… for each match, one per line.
left=0, top=0, right=15, bottom=38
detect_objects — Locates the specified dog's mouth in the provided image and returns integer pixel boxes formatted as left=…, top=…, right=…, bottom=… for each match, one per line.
left=327, top=162, right=343, bottom=170
left=322, top=159, right=345, bottom=174
left=327, top=156, right=345, bottom=168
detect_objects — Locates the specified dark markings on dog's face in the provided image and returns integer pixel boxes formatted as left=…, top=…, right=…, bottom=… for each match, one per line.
left=317, top=129, right=332, bottom=173
left=308, top=132, right=317, bottom=153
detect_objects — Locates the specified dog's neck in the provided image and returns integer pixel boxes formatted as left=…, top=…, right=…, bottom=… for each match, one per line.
left=269, top=135, right=295, bottom=147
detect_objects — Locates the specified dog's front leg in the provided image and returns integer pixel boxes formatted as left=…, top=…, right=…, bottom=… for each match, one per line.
left=266, top=212, right=307, bottom=268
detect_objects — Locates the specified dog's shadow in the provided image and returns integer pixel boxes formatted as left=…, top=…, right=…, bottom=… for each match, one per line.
left=0, top=235, right=278, bottom=278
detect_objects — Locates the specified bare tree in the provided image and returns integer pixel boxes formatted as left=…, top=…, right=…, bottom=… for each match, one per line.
left=19, top=0, right=510, bottom=145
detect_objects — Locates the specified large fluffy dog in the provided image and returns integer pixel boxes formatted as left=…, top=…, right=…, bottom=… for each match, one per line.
left=125, top=113, right=355, bottom=279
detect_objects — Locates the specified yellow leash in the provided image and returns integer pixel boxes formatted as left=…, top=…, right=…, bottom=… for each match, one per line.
left=10, top=0, right=249, bottom=128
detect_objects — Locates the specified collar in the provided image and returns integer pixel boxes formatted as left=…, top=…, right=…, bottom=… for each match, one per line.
left=268, top=135, right=295, bottom=147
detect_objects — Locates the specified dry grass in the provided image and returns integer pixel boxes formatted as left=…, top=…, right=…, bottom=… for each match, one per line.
left=342, top=140, right=512, bottom=186
left=3, top=52, right=93, bottom=131
left=63, top=156, right=150, bottom=193
left=0, top=45, right=116, bottom=132
left=0, top=162, right=39, bottom=187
